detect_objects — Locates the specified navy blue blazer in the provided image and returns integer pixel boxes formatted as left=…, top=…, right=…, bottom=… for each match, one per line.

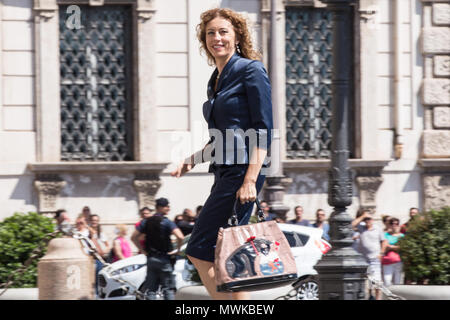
left=202, top=52, right=273, bottom=171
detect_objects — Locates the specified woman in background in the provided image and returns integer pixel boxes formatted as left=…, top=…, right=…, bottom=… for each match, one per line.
left=112, top=224, right=132, bottom=262
left=382, top=217, right=404, bottom=286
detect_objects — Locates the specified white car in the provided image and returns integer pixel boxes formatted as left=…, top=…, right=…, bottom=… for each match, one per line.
left=97, top=254, right=197, bottom=300
left=97, top=223, right=330, bottom=300
left=176, top=224, right=331, bottom=301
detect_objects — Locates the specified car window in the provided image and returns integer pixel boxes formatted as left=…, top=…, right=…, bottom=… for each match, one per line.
left=296, top=233, right=310, bottom=246
left=283, top=231, right=299, bottom=247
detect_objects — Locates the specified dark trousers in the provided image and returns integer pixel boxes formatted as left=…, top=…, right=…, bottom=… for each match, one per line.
left=145, top=255, right=175, bottom=300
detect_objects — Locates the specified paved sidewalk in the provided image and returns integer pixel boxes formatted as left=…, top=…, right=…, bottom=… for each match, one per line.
left=0, top=288, right=38, bottom=300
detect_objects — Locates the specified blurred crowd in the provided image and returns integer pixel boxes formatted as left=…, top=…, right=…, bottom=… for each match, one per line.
left=52, top=200, right=419, bottom=300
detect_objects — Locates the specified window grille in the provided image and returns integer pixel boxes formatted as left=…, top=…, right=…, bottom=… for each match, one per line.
left=285, top=7, right=333, bottom=159
left=59, top=5, right=133, bottom=161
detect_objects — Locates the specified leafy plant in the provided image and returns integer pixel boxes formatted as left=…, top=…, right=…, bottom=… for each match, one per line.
left=398, top=207, right=450, bottom=285
left=0, top=212, right=57, bottom=288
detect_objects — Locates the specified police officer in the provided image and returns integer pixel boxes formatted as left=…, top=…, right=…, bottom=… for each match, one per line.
left=131, top=198, right=184, bottom=300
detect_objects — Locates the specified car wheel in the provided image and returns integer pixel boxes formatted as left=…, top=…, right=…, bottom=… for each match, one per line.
left=294, top=277, right=319, bottom=300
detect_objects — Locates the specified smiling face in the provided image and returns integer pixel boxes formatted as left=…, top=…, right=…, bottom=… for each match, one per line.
left=205, top=16, right=238, bottom=66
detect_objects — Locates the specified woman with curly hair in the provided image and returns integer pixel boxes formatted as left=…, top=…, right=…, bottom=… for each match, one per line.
left=171, top=8, right=273, bottom=300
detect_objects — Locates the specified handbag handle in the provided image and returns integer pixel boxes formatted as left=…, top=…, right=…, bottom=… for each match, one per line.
left=230, top=198, right=266, bottom=227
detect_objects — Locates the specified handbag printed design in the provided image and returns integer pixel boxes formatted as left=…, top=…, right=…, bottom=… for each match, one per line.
left=225, top=237, right=285, bottom=278
left=215, top=199, right=298, bottom=292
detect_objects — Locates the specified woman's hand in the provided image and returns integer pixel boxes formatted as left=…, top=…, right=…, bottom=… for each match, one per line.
left=236, top=180, right=257, bottom=204
left=170, top=159, right=195, bottom=178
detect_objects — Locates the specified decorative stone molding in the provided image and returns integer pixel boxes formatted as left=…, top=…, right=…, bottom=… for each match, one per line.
left=421, top=0, right=450, bottom=168
left=433, top=106, right=450, bottom=128
left=133, top=173, right=162, bottom=210
left=28, top=162, right=168, bottom=211
left=355, top=176, right=383, bottom=212
left=423, top=174, right=450, bottom=211
left=434, top=55, right=450, bottom=77
left=34, top=174, right=66, bottom=212
left=422, top=27, right=450, bottom=54
left=284, top=159, right=389, bottom=213
left=27, top=162, right=169, bottom=174
left=33, top=0, right=57, bottom=17
left=282, top=0, right=325, bottom=6
left=422, top=130, right=450, bottom=158
left=420, top=159, right=450, bottom=211
left=432, top=3, right=450, bottom=26
left=422, top=79, right=450, bottom=105
left=353, top=160, right=388, bottom=213
left=137, top=0, right=156, bottom=22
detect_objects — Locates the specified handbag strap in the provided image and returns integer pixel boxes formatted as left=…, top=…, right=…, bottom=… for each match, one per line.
left=229, top=198, right=266, bottom=227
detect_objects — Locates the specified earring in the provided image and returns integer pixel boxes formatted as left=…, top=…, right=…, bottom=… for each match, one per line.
left=236, top=43, right=241, bottom=54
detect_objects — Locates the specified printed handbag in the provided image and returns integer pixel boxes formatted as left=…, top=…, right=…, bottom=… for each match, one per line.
left=215, top=199, right=298, bottom=292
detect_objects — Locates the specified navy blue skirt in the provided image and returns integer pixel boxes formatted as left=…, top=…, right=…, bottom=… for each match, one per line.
left=185, top=164, right=266, bottom=262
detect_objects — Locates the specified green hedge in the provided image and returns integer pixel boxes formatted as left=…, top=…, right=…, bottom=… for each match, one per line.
left=398, top=207, right=450, bottom=285
left=0, top=212, right=56, bottom=288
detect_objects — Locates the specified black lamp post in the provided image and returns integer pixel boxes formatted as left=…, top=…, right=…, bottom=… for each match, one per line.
left=313, top=0, right=369, bottom=300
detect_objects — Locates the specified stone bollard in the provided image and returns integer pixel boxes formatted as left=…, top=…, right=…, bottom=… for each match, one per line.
left=38, top=237, right=95, bottom=300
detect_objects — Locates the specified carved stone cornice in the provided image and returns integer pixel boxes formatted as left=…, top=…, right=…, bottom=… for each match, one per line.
left=355, top=176, right=383, bottom=212
left=137, top=0, right=156, bottom=22
left=34, top=174, right=66, bottom=213
left=133, top=173, right=162, bottom=210
left=33, top=0, right=58, bottom=20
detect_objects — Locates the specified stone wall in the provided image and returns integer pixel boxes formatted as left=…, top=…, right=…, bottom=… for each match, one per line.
left=420, top=0, right=450, bottom=211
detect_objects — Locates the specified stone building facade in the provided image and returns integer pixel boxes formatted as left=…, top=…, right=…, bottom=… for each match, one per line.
left=0, top=0, right=448, bottom=246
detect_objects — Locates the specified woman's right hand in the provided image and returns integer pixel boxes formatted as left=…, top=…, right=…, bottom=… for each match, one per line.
left=170, top=160, right=195, bottom=178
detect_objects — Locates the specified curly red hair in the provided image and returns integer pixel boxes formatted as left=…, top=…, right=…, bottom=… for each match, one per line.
left=196, top=8, right=261, bottom=66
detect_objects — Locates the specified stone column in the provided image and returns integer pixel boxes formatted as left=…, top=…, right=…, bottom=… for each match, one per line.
left=33, top=0, right=61, bottom=162
left=34, top=174, right=66, bottom=213
left=135, top=0, right=158, bottom=161
left=260, top=0, right=291, bottom=220
left=133, top=173, right=162, bottom=210
left=420, top=0, right=450, bottom=211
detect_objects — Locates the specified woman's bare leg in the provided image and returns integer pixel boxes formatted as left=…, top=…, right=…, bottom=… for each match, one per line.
left=187, top=255, right=250, bottom=300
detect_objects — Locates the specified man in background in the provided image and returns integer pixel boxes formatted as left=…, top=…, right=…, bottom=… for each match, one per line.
left=312, top=209, right=330, bottom=241
left=288, top=206, right=311, bottom=227
left=352, top=211, right=387, bottom=300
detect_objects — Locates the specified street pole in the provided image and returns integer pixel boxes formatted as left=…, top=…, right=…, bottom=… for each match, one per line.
left=314, top=0, right=369, bottom=300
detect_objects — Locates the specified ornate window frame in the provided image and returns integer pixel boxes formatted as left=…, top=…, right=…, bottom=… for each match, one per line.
left=262, top=0, right=362, bottom=163
left=261, top=0, right=331, bottom=164
left=31, top=0, right=167, bottom=213
left=261, top=0, right=387, bottom=213
left=33, top=0, right=158, bottom=162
